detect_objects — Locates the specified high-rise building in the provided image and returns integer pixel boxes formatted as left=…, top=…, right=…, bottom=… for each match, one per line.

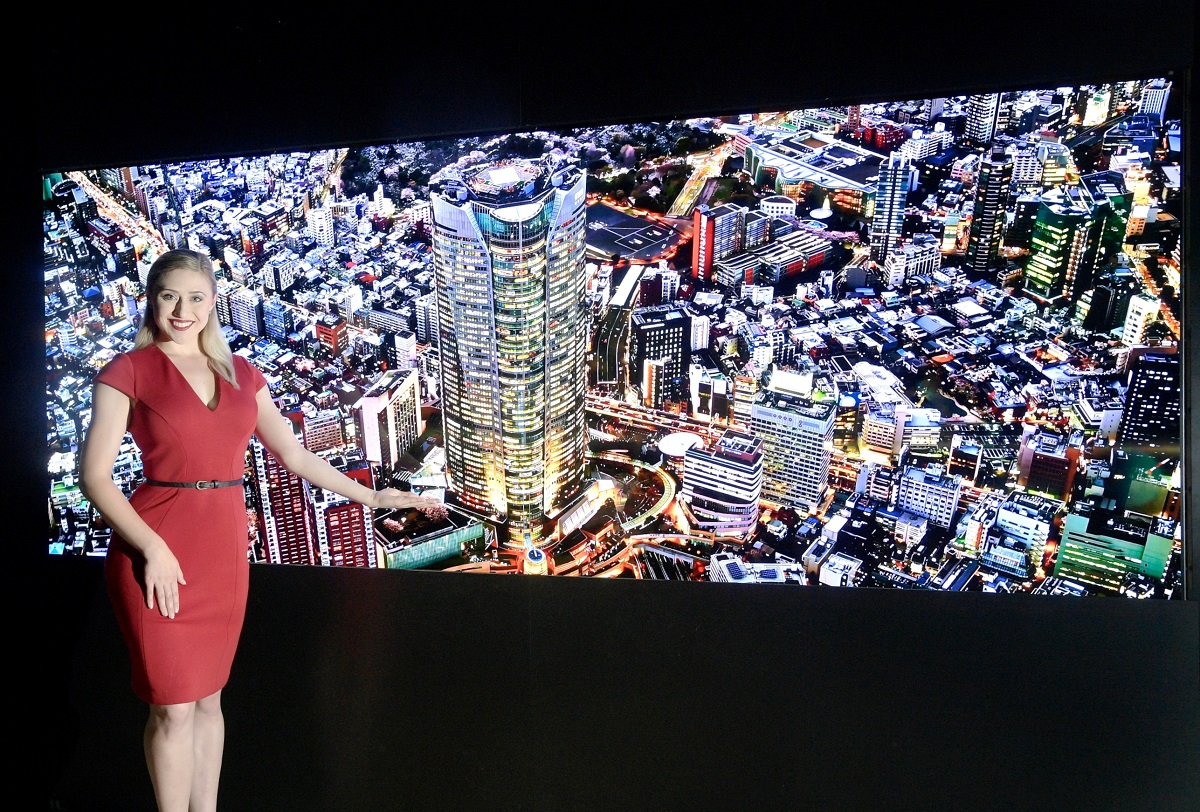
left=414, top=292, right=439, bottom=345
left=302, top=409, right=345, bottom=453
left=352, top=367, right=424, bottom=473
left=315, top=313, right=348, bottom=356
left=1121, top=292, right=1160, bottom=346
left=1036, top=141, right=1075, bottom=190
left=430, top=158, right=589, bottom=544
left=1117, top=352, right=1180, bottom=457
left=965, top=93, right=1000, bottom=146
left=1079, top=171, right=1132, bottom=271
left=1022, top=191, right=1094, bottom=305
left=630, top=304, right=691, bottom=403
left=228, top=285, right=265, bottom=337
left=965, top=147, right=1014, bottom=275
left=681, top=430, right=764, bottom=537
left=1138, top=78, right=1172, bottom=123
left=251, top=430, right=317, bottom=565
left=263, top=295, right=295, bottom=342
left=750, top=368, right=837, bottom=513
left=868, top=152, right=914, bottom=266
left=307, top=205, right=335, bottom=246
left=691, top=203, right=746, bottom=281
left=312, top=465, right=377, bottom=567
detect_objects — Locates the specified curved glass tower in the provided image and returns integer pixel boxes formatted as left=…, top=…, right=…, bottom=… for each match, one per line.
left=430, top=158, right=589, bottom=545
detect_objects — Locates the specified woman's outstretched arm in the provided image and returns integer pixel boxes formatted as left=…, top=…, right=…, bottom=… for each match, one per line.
left=252, top=386, right=446, bottom=516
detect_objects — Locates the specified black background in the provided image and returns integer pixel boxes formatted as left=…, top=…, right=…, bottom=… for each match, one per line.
left=32, top=5, right=1198, bottom=811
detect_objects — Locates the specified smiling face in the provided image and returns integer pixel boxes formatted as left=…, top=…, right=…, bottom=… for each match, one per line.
left=152, top=267, right=215, bottom=347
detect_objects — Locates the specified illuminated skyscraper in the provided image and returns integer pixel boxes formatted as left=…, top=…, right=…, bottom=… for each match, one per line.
left=1023, top=191, right=1093, bottom=305
left=430, top=158, right=589, bottom=544
left=1117, top=352, right=1180, bottom=457
left=965, top=93, right=1000, bottom=146
left=965, top=147, right=1013, bottom=275
left=869, top=152, right=914, bottom=266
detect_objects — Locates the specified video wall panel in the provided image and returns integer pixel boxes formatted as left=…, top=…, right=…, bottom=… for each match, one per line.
left=43, top=75, right=1185, bottom=598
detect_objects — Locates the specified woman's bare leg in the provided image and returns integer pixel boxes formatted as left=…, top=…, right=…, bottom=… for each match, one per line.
left=144, top=701, right=196, bottom=812
left=189, top=690, right=225, bottom=812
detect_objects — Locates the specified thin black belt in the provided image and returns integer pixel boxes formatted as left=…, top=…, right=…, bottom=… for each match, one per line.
left=143, top=478, right=243, bottom=490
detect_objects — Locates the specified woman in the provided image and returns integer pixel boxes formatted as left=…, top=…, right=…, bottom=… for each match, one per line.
left=80, top=249, right=445, bottom=812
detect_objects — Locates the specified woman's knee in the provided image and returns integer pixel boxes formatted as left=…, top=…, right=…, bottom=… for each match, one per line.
left=194, top=690, right=223, bottom=717
left=148, top=701, right=196, bottom=731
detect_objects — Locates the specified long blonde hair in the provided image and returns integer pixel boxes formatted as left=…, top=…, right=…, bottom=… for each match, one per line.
left=134, top=249, right=240, bottom=388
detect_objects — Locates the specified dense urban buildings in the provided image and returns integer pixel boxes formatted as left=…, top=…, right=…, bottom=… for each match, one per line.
left=43, top=74, right=1184, bottom=597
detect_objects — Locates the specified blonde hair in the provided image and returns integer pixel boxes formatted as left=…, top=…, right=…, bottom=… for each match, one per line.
left=134, top=249, right=240, bottom=388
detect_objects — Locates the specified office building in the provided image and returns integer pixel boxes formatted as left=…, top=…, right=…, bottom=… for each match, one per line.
left=353, top=366, right=424, bottom=474
left=860, top=402, right=942, bottom=458
left=1138, top=78, right=1171, bottom=122
left=964, top=147, right=1013, bottom=275
left=1022, top=190, right=1094, bottom=305
left=430, top=157, right=589, bottom=544
left=1017, top=428, right=1082, bottom=501
left=251, top=432, right=317, bottom=566
left=228, top=285, right=265, bottom=337
left=630, top=304, right=691, bottom=403
left=869, top=152, right=914, bottom=266
left=1121, top=293, right=1160, bottom=346
left=692, top=203, right=746, bottom=281
left=1117, top=352, right=1180, bottom=457
left=302, top=409, right=345, bottom=453
left=680, top=430, right=764, bottom=537
left=965, top=93, right=1000, bottom=146
left=1056, top=503, right=1175, bottom=593
left=896, top=464, right=963, bottom=529
left=750, top=368, right=837, bottom=513
left=312, top=465, right=377, bottom=568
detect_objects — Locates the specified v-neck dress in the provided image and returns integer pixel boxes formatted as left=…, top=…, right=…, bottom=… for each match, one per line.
left=95, top=344, right=267, bottom=705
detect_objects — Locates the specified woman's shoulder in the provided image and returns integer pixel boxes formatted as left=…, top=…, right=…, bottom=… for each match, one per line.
left=232, top=353, right=268, bottom=389
left=95, top=345, right=159, bottom=393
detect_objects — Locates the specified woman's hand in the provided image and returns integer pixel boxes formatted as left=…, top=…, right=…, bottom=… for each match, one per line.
left=142, top=541, right=186, bottom=619
left=372, top=488, right=449, bottom=519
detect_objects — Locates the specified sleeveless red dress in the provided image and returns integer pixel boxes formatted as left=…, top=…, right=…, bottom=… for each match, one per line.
left=96, top=344, right=267, bottom=705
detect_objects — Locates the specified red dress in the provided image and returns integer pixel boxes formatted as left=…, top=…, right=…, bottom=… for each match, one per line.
left=96, top=344, right=267, bottom=705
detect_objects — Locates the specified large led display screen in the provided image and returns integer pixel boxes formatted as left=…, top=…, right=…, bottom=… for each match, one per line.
left=43, top=74, right=1184, bottom=598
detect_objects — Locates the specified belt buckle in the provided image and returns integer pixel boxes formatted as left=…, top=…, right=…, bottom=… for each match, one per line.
left=196, top=479, right=216, bottom=490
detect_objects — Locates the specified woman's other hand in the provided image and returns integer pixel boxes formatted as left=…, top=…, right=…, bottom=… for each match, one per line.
left=142, top=541, right=186, bottom=619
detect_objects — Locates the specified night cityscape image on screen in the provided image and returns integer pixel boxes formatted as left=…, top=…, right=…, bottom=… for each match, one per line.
left=44, top=75, right=1185, bottom=598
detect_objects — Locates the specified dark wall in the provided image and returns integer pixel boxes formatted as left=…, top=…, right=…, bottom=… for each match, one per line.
left=35, top=6, right=1199, bottom=810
